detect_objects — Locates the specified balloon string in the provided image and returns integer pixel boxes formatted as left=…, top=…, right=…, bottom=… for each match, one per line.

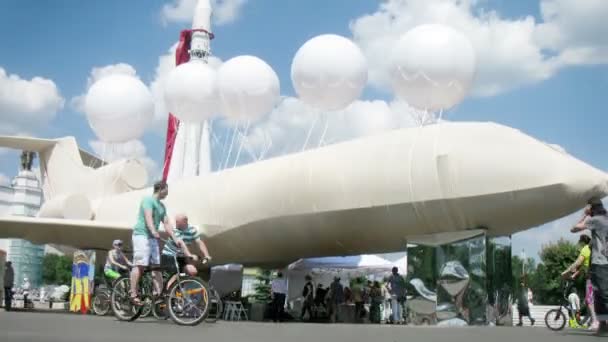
left=258, top=132, right=273, bottom=161
left=232, top=119, right=251, bottom=168
left=222, top=124, right=238, bottom=171
left=317, top=114, right=330, bottom=148
left=218, top=124, right=231, bottom=171
left=301, top=111, right=319, bottom=151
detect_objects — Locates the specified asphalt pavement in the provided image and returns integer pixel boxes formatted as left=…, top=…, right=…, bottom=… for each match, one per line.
left=0, top=310, right=603, bottom=342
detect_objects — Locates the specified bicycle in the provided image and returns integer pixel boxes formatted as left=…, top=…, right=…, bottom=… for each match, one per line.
left=110, top=248, right=211, bottom=326
left=544, top=280, right=590, bottom=331
left=205, top=285, right=223, bottom=323
left=92, top=270, right=148, bottom=317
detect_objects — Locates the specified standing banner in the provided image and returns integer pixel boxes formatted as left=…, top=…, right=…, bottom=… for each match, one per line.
left=69, top=250, right=96, bottom=314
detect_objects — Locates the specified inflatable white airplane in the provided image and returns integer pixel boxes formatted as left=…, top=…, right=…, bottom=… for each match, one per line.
left=0, top=122, right=606, bottom=267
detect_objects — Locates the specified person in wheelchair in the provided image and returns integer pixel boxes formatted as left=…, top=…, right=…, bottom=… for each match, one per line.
left=104, top=240, right=132, bottom=283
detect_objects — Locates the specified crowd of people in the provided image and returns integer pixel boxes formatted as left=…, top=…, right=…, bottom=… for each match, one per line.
left=267, top=266, right=407, bottom=324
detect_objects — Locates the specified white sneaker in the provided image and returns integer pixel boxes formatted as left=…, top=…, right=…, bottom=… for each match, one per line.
left=590, top=322, right=599, bottom=331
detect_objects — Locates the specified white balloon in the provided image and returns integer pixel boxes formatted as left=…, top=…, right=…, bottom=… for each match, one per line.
left=390, top=24, right=476, bottom=112
left=164, top=60, right=219, bottom=123
left=85, top=74, right=153, bottom=143
left=217, top=55, right=280, bottom=122
left=291, top=34, right=368, bottom=111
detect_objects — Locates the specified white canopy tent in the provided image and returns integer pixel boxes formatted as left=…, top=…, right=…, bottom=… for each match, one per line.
left=286, top=253, right=407, bottom=302
left=209, top=263, right=244, bottom=297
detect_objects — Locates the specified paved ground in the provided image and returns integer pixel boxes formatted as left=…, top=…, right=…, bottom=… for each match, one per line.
left=0, top=310, right=603, bottom=342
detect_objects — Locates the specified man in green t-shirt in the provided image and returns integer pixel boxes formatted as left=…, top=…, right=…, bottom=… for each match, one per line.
left=130, top=180, right=179, bottom=305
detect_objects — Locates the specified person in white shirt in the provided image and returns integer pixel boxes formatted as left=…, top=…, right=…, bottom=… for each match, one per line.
left=271, top=272, right=287, bottom=322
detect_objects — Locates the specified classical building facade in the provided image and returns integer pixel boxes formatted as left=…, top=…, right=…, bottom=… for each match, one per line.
left=0, top=152, right=45, bottom=288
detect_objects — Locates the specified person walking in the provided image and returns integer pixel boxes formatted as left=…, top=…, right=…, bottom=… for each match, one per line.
left=3, top=261, right=14, bottom=311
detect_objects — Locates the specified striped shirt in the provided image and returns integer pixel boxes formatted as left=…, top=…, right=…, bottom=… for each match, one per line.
left=162, top=225, right=201, bottom=256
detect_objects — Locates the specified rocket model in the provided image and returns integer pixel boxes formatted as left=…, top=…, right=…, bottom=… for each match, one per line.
left=0, top=121, right=606, bottom=266
left=164, top=0, right=213, bottom=183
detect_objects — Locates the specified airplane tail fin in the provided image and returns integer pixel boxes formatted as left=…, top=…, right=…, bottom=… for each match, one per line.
left=0, top=135, right=104, bottom=201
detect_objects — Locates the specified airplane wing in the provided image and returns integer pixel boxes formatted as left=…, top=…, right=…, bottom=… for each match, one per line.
left=0, top=216, right=131, bottom=251
left=0, top=135, right=105, bottom=168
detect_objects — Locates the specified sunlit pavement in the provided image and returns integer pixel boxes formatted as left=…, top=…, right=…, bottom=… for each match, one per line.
left=0, top=310, right=602, bottom=342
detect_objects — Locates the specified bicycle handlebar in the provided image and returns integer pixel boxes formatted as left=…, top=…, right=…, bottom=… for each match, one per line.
left=157, top=237, right=211, bottom=265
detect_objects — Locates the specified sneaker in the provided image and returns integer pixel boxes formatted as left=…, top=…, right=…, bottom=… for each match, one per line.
left=516, top=322, right=523, bottom=327
left=531, top=318, right=535, bottom=326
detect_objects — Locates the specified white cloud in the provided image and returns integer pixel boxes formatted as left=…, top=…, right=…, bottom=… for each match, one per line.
left=70, top=63, right=138, bottom=113
left=0, top=173, right=10, bottom=186
left=0, top=67, right=65, bottom=134
left=349, top=0, right=608, bottom=97
left=216, top=97, right=419, bottom=168
left=161, top=0, right=247, bottom=26
left=512, top=210, right=582, bottom=261
left=89, top=140, right=160, bottom=182
left=536, top=0, right=608, bottom=65
left=212, top=0, right=247, bottom=25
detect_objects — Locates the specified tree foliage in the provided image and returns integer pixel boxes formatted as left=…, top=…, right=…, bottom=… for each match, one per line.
left=511, top=239, right=581, bottom=305
left=252, top=269, right=272, bottom=303
left=41, top=254, right=72, bottom=285
left=535, top=239, right=581, bottom=304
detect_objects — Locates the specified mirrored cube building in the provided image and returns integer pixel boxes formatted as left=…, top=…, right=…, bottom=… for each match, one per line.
left=405, top=230, right=512, bottom=326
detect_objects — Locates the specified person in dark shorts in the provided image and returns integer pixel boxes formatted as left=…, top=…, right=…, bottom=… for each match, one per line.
left=516, top=277, right=535, bottom=326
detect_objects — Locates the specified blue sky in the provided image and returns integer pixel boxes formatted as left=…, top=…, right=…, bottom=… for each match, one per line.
left=0, top=0, right=607, bottom=260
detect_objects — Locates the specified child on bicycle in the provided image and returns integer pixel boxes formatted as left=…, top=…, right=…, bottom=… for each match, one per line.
left=104, top=239, right=132, bottom=281
left=562, top=232, right=597, bottom=330
left=567, top=290, right=583, bottom=328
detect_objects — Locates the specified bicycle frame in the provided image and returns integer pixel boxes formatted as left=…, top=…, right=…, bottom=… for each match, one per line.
left=559, top=280, right=588, bottom=326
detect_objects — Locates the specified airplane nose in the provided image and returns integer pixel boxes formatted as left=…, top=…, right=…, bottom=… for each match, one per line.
left=555, top=148, right=608, bottom=203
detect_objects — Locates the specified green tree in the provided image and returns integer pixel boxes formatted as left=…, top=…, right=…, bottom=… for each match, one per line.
left=42, top=254, right=73, bottom=285
left=511, top=255, right=537, bottom=303
left=533, top=239, right=581, bottom=304
left=252, top=269, right=272, bottom=303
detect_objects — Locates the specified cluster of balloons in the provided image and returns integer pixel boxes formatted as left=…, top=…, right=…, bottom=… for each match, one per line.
left=84, top=23, right=476, bottom=144
left=164, top=55, right=280, bottom=124
left=290, top=24, right=475, bottom=115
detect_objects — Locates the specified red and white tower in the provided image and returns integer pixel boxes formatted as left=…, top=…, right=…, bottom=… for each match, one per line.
left=163, top=0, right=214, bottom=183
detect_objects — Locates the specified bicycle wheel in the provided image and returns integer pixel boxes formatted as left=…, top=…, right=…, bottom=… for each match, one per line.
left=167, top=276, right=210, bottom=326
left=544, top=308, right=566, bottom=331
left=140, top=298, right=152, bottom=318
left=205, top=288, right=223, bottom=323
left=92, top=291, right=111, bottom=316
left=110, top=277, right=142, bottom=321
left=152, top=298, right=170, bottom=320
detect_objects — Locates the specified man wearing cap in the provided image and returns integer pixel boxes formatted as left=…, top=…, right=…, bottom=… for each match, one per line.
left=104, top=240, right=132, bottom=281
left=572, top=198, right=608, bottom=334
